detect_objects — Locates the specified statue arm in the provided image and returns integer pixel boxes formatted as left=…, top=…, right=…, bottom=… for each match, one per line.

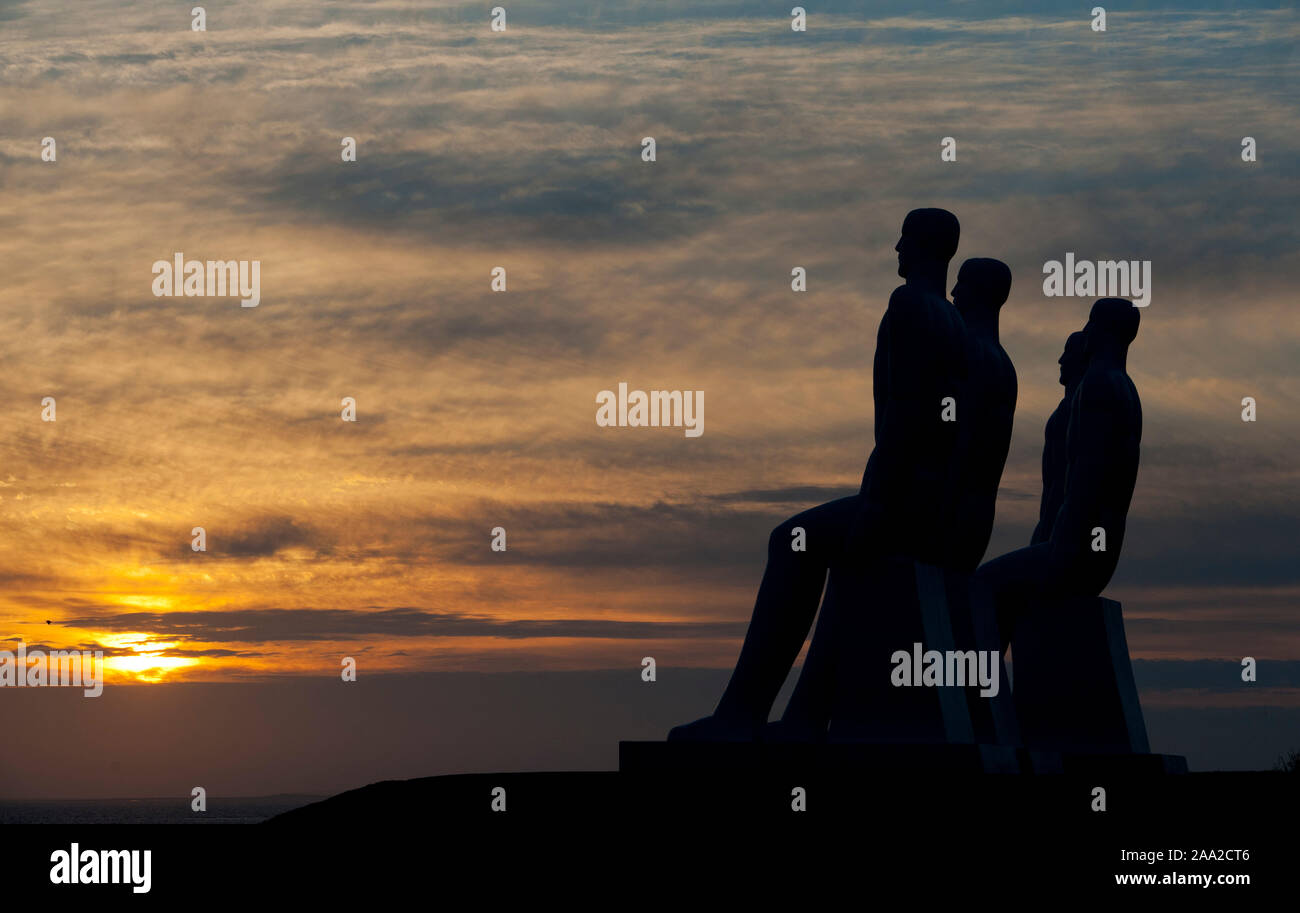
left=1031, top=437, right=1054, bottom=544
left=859, top=288, right=928, bottom=516
left=1053, top=377, right=1124, bottom=541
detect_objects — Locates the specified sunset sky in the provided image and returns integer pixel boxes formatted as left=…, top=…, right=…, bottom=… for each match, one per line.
left=1, top=0, right=1297, bottom=794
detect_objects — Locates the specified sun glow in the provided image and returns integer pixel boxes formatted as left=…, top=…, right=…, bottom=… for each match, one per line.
left=98, top=633, right=198, bottom=682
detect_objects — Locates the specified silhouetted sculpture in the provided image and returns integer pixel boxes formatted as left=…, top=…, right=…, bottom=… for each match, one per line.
left=852, top=209, right=967, bottom=568
left=774, top=257, right=1018, bottom=741
left=977, top=298, right=1142, bottom=646
left=668, top=209, right=966, bottom=742
left=949, top=258, right=1018, bottom=571
left=1031, top=330, right=1088, bottom=546
left=975, top=301, right=1148, bottom=756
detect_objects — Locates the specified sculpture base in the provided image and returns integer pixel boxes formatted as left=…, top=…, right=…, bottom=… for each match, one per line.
left=623, top=741, right=1185, bottom=776
left=794, top=559, right=1019, bottom=746
left=1012, top=595, right=1151, bottom=753
left=1020, top=749, right=1189, bottom=775
left=621, top=740, right=1020, bottom=774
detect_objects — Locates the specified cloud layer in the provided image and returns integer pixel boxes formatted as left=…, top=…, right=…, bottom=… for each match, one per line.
left=0, top=1, right=1296, bottom=695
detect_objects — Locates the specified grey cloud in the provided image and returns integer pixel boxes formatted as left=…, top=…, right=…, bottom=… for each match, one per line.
left=219, top=516, right=321, bottom=558
left=707, top=485, right=855, bottom=504
left=60, top=607, right=747, bottom=643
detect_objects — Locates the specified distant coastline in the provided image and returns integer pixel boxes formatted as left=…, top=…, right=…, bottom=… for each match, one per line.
left=0, top=795, right=322, bottom=825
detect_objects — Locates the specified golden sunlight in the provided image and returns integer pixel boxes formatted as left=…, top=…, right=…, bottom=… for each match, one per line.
left=98, top=633, right=199, bottom=682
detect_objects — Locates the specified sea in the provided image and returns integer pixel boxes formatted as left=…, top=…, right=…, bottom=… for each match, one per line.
left=0, top=795, right=321, bottom=824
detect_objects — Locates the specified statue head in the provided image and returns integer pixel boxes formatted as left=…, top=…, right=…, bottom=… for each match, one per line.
left=895, top=208, right=960, bottom=278
left=1085, top=298, right=1140, bottom=357
left=952, top=258, right=1012, bottom=312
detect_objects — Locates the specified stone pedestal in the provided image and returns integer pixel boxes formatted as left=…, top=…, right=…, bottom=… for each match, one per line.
left=816, top=558, right=1019, bottom=750
left=1017, top=749, right=1188, bottom=775
left=620, top=741, right=1019, bottom=774
left=647, top=567, right=1185, bottom=776
left=1010, top=595, right=1151, bottom=754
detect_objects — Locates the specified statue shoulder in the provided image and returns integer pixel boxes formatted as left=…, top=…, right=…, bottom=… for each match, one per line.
left=1076, top=367, right=1140, bottom=422
left=886, top=284, right=916, bottom=312
left=886, top=284, right=950, bottom=329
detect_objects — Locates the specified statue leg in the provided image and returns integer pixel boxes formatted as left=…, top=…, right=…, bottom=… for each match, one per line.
left=668, top=496, right=857, bottom=740
left=770, top=576, right=843, bottom=739
left=778, top=505, right=921, bottom=738
left=975, top=543, right=1054, bottom=652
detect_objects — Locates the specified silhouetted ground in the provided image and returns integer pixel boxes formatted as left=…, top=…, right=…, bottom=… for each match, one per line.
left=8, top=766, right=1292, bottom=897
left=268, top=762, right=1291, bottom=888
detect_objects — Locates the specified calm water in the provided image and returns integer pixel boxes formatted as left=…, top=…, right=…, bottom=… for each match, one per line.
left=0, top=795, right=321, bottom=824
